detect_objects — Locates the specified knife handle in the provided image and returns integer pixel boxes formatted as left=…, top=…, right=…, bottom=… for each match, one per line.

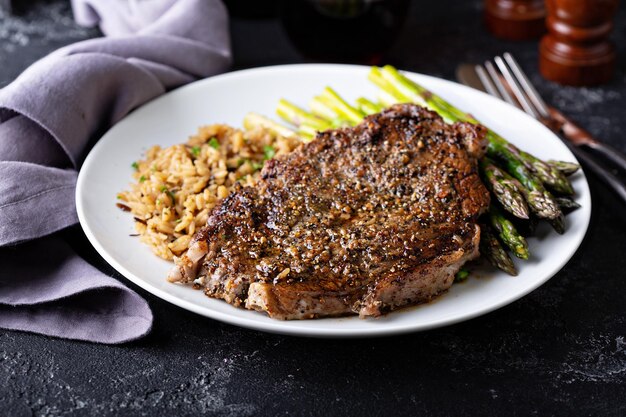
left=583, top=142, right=626, bottom=173
left=549, top=107, right=626, bottom=172
left=560, top=134, right=626, bottom=203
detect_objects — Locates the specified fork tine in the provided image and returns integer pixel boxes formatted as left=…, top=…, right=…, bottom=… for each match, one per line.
left=475, top=65, right=502, bottom=100
left=484, top=61, right=518, bottom=108
left=503, top=53, right=551, bottom=119
left=494, top=56, right=540, bottom=119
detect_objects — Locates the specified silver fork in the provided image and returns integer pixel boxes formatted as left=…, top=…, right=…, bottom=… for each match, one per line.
left=459, top=52, right=626, bottom=202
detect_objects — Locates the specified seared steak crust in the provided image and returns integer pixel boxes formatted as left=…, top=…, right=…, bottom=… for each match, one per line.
left=169, top=104, right=489, bottom=319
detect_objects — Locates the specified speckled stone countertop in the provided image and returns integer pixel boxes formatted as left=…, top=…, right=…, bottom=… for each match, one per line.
left=1, top=1, right=625, bottom=416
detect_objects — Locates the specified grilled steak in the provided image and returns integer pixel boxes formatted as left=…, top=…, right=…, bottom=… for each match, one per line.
left=169, top=104, right=490, bottom=319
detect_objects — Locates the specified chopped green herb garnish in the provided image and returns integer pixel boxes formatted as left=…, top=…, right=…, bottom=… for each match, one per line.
left=263, top=145, right=276, bottom=161
left=251, top=161, right=264, bottom=171
left=190, top=146, right=201, bottom=156
left=116, top=194, right=123, bottom=200
left=208, top=137, right=220, bottom=149
left=159, top=186, right=175, bottom=201
left=454, top=268, right=470, bottom=283
left=131, top=161, right=139, bottom=170
left=139, top=175, right=146, bottom=183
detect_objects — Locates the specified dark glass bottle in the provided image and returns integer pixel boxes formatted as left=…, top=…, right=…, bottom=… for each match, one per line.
left=279, top=0, right=410, bottom=64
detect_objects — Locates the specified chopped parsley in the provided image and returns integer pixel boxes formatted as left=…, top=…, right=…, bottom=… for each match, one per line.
left=190, top=146, right=201, bottom=157
left=263, top=145, right=276, bottom=161
left=131, top=161, right=139, bottom=170
left=208, top=137, right=220, bottom=149
left=160, top=185, right=176, bottom=201
left=116, top=194, right=123, bottom=200
left=139, top=175, right=146, bottom=183
left=251, top=161, right=264, bottom=171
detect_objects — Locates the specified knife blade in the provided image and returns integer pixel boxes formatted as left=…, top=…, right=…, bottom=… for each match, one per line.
left=455, top=64, right=487, bottom=93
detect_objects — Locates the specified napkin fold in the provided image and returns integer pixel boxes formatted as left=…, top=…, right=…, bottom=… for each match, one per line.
left=0, top=0, right=231, bottom=343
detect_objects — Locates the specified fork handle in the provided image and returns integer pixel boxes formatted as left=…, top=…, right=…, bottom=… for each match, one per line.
left=561, top=136, right=626, bottom=203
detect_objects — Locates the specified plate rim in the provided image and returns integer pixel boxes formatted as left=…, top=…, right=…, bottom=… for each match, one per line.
left=76, top=63, right=591, bottom=338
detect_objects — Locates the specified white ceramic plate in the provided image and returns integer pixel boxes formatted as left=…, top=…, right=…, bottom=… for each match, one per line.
left=76, top=64, right=591, bottom=337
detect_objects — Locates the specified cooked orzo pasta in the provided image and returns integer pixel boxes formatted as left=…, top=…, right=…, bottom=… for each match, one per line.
left=117, top=124, right=302, bottom=260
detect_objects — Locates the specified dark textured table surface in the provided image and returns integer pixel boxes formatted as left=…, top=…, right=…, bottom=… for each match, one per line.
left=1, top=1, right=625, bottom=416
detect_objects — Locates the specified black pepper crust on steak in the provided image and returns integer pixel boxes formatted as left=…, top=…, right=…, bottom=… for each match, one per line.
left=169, top=104, right=490, bottom=319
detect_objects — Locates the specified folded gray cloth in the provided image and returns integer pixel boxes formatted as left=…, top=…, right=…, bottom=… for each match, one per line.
left=0, top=0, right=231, bottom=343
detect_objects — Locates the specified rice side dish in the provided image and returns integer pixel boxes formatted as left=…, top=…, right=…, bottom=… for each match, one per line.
left=117, top=124, right=301, bottom=260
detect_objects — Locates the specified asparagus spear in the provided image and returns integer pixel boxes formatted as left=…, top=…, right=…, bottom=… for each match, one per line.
left=309, top=95, right=338, bottom=121
left=556, top=196, right=581, bottom=213
left=243, top=112, right=299, bottom=139
left=547, top=213, right=565, bottom=235
left=369, top=66, right=565, bottom=225
left=319, top=87, right=365, bottom=125
left=519, top=150, right=574, bottom=195
left=355, top=97, right=383, bottom=115
left=487, top=138, right=563, bottom=223
left=480, top=225, right=518, bottom=276
left=378, top=90, right=401, bottom=108
left=548, top=160, right=581, bottom=176
left=489, top=205, right=529, bottom=260
left=480, top=158, right=529, bottom=219
left=276, top=98, right=331, bottom=132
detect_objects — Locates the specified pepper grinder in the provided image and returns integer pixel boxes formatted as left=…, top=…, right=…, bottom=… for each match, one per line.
left=539, top=0, right=619, bottom=86
left=484, top=0, right=546, bottom=40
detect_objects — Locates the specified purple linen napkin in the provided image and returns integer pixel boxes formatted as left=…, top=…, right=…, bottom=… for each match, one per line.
left=0, top=0, right=231, bottom=343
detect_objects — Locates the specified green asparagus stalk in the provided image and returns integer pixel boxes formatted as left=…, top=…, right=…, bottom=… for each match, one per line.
left=298, top=124, right=320, bottom=140
left=547, top=214, right=565, bottom=234
left=320, top=87, right=365, bottom=125
left=487, top=139, right=563, bottom=223
left=548, top=160, right=581, bottom=176
left=310, top=95, right=347, bottom=129
left=243, top=112, right=299, bottom=139
left=556, top=196, right=581, bottom=213
left=378, top=90, right=401, bottom=108
left=489, top=205, right=529, bottom=260
left=480, top=158, right=529, bottom=219
left=480, top=225, right=518, bottom=276
left=371, top=66, right=426, bottom=107
left=355, top=97, right=383, bottom=115
left=309, top=95, right=338, bottom=121
left=519, top=150, right=574, bottom=195
left=276, top=99, right=331, bottom=132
